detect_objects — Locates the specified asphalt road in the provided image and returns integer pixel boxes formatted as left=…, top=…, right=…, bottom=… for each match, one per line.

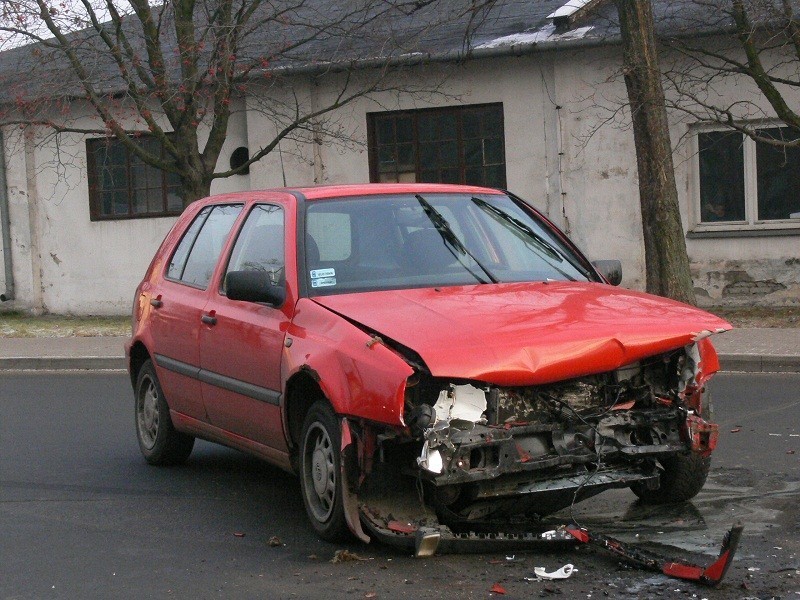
left=0, top=372, right=798, bottom=599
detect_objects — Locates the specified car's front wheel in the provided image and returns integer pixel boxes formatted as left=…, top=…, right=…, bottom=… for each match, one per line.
left=631, top=453, right=711, bottom=504
left=299, top=401, right=350, bottom=542
left=135, top=359, right=194, bottom=465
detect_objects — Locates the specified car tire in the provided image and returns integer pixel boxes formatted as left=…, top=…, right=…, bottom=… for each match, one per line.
left=299, top=401, right=350, bottom=542
left=631, top=453, right=711, bottom=504
left=135, top=359, right=194, bottom=465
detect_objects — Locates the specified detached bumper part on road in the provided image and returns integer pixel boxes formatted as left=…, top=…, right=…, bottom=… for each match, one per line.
left=361, top=510, right=744, bottom=587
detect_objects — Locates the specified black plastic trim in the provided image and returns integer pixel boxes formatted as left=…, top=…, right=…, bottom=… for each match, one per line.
left=154, top=353, right=281, bottom=405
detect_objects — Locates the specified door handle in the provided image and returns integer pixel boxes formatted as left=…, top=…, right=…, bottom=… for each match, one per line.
left=201, top=313, right=217, bottom=326
left=150, top=295, right=163, bottom=308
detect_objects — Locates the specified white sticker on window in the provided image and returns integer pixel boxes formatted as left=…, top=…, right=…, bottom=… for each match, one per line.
left=311, top=277, right=337, bottom=288
left=310, top=268, right=336, bottom=279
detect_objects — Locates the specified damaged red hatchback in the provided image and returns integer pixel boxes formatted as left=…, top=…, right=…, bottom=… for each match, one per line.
left=127, top=183, right=731, bottom=550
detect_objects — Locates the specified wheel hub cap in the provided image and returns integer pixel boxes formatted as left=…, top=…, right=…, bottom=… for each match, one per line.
left=312, top=447, right=329, bottom=496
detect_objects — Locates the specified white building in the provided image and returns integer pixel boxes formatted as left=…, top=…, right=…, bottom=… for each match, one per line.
left=0, top=0, right=798, bottom=314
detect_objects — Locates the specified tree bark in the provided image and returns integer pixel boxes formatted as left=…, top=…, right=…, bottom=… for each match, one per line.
left=615, top=0, right=696, bottom=305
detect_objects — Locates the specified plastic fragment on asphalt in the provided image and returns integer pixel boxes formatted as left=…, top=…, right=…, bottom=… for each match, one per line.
left=233, top=532, right=245, bottom=537
left=489, top=583, right=506, bottom=594
left=331, top=550, right=371, bottom=563
left=532, top=564, right=575, bottom=580
left=268, top=536, right=282, bottom=547
left=730, top=428, right=741, bottom=433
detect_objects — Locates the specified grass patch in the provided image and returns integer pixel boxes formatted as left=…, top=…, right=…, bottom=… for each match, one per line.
left=0, top=312, right=130, bottom=338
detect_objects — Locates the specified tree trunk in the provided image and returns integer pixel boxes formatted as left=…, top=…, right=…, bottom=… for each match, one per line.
left=180, top=170, right=213, bottom=204
left=614, top=0, right=696, bottom=305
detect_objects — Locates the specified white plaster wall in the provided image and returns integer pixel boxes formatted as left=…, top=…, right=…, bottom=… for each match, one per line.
left=303, top=58, right=552, bottom=217
left=545, top=46, right=647, bottom=290
left=0, top=128, right=37, bottom=311
left=543, top=42, right=800, bottom=305
left=8, top=99, right=251, bottom=314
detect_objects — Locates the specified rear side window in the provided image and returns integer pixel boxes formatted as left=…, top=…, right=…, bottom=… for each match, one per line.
left=166, top=204, right=242, bottom=288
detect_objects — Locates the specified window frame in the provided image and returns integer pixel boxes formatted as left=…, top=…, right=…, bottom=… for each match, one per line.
left=366, top=103, right=507, bottom=188
left=86, top=135, right=184, bottom=221
left=690, top=121, right=800, bottom=234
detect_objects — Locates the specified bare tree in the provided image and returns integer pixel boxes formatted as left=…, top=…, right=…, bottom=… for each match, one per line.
left=0, top=0, right=483, bottom=202
left=614, top=0, right=696, bottom=304
left=663, top=0, right=800, bottom=147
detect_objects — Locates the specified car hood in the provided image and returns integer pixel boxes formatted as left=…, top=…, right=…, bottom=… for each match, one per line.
left=311, top=282, right=732, bottom=386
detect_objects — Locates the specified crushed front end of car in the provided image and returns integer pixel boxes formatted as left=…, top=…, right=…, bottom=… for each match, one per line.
left=341, top=337, right=722, bottom=556
left=409, top=342, right=718, bottom=526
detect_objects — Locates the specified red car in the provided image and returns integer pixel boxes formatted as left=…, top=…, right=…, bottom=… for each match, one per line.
left=127, top=183, right=730, bottom=548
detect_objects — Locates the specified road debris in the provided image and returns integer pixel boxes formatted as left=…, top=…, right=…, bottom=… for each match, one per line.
left=531, top=564, right=576, bottom=580
left=730, top=428, right=741, bottom=433
left=267, top=536, right=283, bottom=547
left=489, top=582, right=507, bottom=594
left=233, top=532, right=245, bottom=538
left=565, top=523, right=743, bottom=587
left=330, top=549, right=371, bottom=563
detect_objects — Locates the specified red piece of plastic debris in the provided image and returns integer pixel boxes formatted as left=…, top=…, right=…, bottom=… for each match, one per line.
left=490, top=583, right=506, bottom=595
left=387, top=521, right=417, bottom=534
left=682, top=414, right=719, bottom=457
left=565, top=523, right=743, bottom=587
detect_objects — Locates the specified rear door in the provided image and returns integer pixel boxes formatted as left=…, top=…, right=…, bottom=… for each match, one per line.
left=198, top=199, right=296, bottom=450
left=147, top=203, right=243, bottom=421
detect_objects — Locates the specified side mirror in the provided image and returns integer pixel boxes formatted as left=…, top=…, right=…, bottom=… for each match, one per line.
left=591, top=260, right=622, bottom=286
left=226, top=270, right=286, bottom=306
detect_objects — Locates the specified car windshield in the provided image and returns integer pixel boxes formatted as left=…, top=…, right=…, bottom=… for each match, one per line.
left=304, top=193, right=596, bottom=295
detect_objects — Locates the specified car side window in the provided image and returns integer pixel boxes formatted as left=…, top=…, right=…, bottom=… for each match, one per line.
left=225, top=204, right=285, bottom=288
left=166, top=204, right=243, bottom=288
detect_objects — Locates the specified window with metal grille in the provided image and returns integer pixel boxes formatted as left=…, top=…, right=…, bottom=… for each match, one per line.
left=368, top=104, right=506, bottom=188
left=87, top=136, right=184, bottom=220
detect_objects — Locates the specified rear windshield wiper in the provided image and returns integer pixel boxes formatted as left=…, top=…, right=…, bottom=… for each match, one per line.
left=415, top=194, right=499, bottom=284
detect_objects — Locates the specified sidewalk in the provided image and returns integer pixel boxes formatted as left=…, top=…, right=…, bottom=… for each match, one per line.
left=0, top=328, right=797, bottom=373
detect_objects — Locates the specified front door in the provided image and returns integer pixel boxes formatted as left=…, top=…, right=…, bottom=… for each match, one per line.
left=199, top=203, right=292, bottom=450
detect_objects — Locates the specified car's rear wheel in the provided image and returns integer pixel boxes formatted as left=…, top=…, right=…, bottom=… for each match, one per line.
left=631, top=453, right=711, bottom=504
left=135, top=359, right=194, bottom=465
left=299, top=401, right=349, bottom=542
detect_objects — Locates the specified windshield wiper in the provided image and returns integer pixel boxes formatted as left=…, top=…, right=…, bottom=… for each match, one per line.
left=415, top=194, right=499, bottom=284
left=471, top=197, right=593, bottom=281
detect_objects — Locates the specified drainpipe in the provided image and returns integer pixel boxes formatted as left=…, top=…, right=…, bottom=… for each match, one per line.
left=0, top=130, right=14, bottom=302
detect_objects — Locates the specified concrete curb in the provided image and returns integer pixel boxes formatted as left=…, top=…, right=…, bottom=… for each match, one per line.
left=718, top=354, right=800, bottom=374
left=0, top=356, right=125, bottom=371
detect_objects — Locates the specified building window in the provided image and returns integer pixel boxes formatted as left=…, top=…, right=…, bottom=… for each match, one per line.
left=87, top=136, right=184, bottom=220
left=696, top=126, right=800, bottom=230
left=368, top=104, right=506, bottom=188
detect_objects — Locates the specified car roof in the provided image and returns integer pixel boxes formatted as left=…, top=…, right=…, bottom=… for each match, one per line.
left=296, top=183, right=504, bottom=200
left=196, top=183, right=505, bottom=205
